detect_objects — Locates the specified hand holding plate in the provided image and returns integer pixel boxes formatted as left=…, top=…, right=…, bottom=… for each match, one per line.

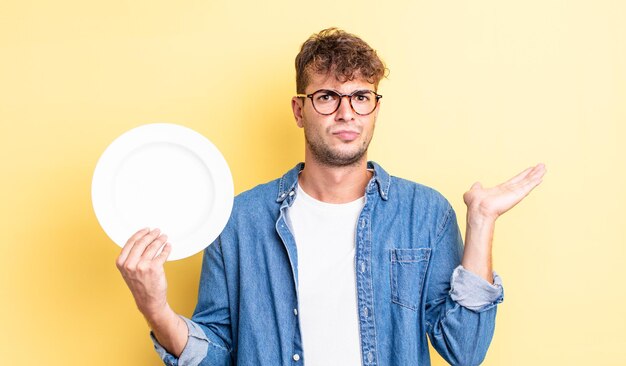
left=116, top=227, right=172, bottom=320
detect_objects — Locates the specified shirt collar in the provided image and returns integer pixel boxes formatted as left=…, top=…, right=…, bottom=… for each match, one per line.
left=276, top=161, right=391, bottom=203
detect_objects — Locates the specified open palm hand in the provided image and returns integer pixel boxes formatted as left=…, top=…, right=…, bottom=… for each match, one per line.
left=463, top=163, right=546, bottom=221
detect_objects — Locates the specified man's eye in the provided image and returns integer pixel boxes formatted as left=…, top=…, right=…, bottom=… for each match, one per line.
left=316, top=93, right=335, bottom=102
left=354, top=93, right=371, bottom=102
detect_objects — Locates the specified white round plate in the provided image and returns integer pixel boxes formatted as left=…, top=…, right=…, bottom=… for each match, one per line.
left=92, top=123, right=234, bottom=261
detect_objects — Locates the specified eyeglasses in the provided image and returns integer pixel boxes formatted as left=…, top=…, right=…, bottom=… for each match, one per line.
left=296, top=89, right=382, bottom=116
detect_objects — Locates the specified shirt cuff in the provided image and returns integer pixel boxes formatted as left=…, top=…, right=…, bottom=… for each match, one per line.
left=449, top=265, right=504, bottom=312
left=150, top=315, right=209, bottom=366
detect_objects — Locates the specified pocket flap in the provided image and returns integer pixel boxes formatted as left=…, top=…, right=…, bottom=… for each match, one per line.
left=391, top=248, right=431, bottom=262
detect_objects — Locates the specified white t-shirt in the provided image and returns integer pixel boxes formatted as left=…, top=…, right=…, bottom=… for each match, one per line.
left=285, top=183, right=365, bottom=366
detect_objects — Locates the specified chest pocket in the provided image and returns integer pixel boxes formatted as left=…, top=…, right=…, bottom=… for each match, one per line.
left=390, top=248, right=431, bottom=311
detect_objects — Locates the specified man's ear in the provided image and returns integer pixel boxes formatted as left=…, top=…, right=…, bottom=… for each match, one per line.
left=291, top=97, right=304, bottom=128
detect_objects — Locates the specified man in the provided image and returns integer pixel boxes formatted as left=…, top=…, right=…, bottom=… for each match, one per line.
left=116, top=28, right=546, bottom=366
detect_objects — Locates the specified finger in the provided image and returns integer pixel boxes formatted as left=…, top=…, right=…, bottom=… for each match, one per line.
left=509, top=169, right=545, bottom=200
left=505, top=166, right=535, bottom=185
left=511, top=182, right=540, bottom=204
left=155, top=242, right=173, bottom=265
left=117, top=227, right=150, bottom=267
left=124, top=228, right=162, bottom=267
left=515, top=164, right=546, bottom=188
left=520, top=170, right=545, bottom=192
left=529, top=163, right=547, bottom=181
left=470, top=181, right=482, bottom=190
left=505, top=163, right=546, bottom=190
left=142, top=234, right=169, bottom=260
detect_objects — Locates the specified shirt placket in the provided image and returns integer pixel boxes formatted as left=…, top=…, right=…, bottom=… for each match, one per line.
left=356, top=181, right=378, bottom=366
left=276, top=189, right=304, bottom=365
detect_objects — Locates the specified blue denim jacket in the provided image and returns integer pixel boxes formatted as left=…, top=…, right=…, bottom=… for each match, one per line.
left=152, top=161, right=504, bottom=366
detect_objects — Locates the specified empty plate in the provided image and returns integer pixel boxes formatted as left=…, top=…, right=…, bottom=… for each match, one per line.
left=92, top=123, right=234, bottom=260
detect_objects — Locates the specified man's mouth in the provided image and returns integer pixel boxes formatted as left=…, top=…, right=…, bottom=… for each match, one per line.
left=332, top=130, right=360, bottom=141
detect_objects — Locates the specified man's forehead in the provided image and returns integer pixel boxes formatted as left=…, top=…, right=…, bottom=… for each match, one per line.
left=306, top=71, right=375, bottom=92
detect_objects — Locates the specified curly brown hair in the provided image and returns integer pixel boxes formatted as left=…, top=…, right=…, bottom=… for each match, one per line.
left=295, top=28, right=387, bottom=94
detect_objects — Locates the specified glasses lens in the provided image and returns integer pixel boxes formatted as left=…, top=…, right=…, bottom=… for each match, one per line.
left=310, top=90, right=379, bottom=115
left=350, top=91, right=377, bottom=115
left=311, top=90, right=340, bottom=115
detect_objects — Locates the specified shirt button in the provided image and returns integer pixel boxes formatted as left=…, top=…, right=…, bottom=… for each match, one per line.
left=293, top=354, right=300, bottom=361
left=360, top=261, right=366, bottom=273
left=367, top=351, right=374, bottom=362
left=363, top=307, right=369, bottom=317
left=289, top=191, right=295, bottom=197
left=293, top=308, right=298, bottom=316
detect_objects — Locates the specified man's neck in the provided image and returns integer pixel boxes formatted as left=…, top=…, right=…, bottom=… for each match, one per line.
left=298, top=157, right=372, bottom=204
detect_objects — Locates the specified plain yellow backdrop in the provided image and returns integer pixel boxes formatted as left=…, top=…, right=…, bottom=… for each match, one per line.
left=1, top=0, right=625, bottom=365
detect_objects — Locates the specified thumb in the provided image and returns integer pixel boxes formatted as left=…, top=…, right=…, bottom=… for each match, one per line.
left=470, top=181, right=483, bottom=190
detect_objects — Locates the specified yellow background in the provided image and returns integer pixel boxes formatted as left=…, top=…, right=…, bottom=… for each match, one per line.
left=1, top=0, right=624, bottom=365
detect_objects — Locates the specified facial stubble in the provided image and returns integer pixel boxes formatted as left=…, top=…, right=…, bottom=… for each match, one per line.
left=303, top=121, right=374, bottom=168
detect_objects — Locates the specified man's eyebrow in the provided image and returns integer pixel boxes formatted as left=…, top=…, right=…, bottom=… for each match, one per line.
left=335, top=89, right=373, bottom=94
left=313, top=88, right=373, bottom=95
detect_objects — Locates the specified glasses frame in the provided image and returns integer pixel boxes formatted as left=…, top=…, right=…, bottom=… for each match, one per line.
left=296, top=89, right=383, bottom=116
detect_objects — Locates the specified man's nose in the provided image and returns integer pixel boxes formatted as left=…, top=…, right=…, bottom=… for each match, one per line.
left=335, top=95, right=355, bottom=121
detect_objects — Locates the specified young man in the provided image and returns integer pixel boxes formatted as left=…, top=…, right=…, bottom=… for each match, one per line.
left=116, top=28, right=546, bottom=366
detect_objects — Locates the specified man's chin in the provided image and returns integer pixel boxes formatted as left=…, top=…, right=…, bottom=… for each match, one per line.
left=306, top=138, right=370, bottom=167
left=316, top=150, right=367, bottom=167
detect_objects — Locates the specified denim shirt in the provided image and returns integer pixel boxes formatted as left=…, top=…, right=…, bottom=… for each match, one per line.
left=151, top=161, right=504, bottom=366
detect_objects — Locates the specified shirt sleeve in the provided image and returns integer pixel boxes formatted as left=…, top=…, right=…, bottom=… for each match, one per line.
left=149, top=237, right=233, bottom=366
left=424, top=204, right=502, bottom=366
left=149, top=315, right=209, bottom=366
left=449, top=265, right=504, bottom=312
